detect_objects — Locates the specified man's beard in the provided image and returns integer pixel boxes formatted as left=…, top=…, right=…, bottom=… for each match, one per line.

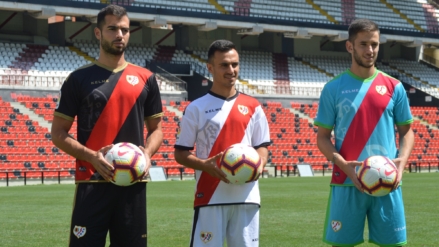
left=101, top=36, right=126, bottom=56
left=353, top=48, right=376, bottom=69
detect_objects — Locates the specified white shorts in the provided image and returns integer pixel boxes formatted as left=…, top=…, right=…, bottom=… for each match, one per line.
left=189, top=204, right=259, bottom=247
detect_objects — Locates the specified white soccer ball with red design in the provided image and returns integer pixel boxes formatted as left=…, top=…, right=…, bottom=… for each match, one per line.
left=356, top=155, right=398, bottom=197
left=105, top=142, right=146, bottom=186
left=220, top=143, right=262, bottom=185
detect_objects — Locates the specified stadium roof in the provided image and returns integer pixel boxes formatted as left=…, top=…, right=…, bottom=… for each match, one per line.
left=1, top=0, right=439, bottom=46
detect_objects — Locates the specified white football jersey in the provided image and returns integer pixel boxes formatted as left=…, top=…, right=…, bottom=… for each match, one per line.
left=175, top=91, right=270, bottom=207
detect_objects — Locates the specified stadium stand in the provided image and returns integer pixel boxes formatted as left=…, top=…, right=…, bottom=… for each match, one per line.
left=2, top=38, right=439, bottom=99
left=91, top=42, right=439, bottom=98
left=119, top=0, right=439, bottom=34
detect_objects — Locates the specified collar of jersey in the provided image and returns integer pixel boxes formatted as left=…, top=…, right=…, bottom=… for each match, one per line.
left=208, top=90, right=239, bottom=101
left=346, top=68, right=378, bottom=83
left=94, top=60, right=128, bottom=73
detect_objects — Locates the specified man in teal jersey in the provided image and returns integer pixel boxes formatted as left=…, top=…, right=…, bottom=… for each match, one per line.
left=314, top=19, right=414, bottom=246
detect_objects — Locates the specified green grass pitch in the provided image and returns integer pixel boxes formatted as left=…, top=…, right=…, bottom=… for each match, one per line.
left=0, top=173, right=437, bottom=247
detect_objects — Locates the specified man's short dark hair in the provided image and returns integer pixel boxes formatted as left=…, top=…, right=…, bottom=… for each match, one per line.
left=207, top=40, right=236, bottom=63
left=348, top=19, right=379, bottom=42
left=97, top=4, right=127, bottom=30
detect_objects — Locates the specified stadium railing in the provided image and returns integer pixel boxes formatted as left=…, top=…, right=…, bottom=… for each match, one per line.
left=155, top=66, right=187, bottom=91
left=235, top=84, right=323, bottom=97
left=0, top=170, right=74, bottom=187
left=271, top=163, right=332, bottom=178
left=422, top=53, right=439, bottom=68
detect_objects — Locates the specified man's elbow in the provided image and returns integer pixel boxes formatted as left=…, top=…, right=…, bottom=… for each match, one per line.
left=51, top=126, right=69, bottom=148
left=174, top=149, right=182, bottom=164
left=149, top=128, right=163, bottom=140
left=51, top=131, right=63, bottom=148
left=174, top=149, right=188, bottom=165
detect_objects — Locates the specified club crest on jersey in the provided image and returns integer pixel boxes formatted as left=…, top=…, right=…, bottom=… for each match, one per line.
left=238, top=105, right=249, bottom=115
left=331, top=220, right=342, bottom=232
left=376, top=85, right=387, bottom=95
left=126, top=75, right=139, bottom=86
left=73, top=225, right=86, bottom=238
left=200, top=232, right=213, bottom=243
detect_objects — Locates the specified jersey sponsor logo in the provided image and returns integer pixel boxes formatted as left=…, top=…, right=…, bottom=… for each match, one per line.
left=200, top=232, right=213, bottom=243
left=238, top=105, right=249, bottom=115
left=126, top=75, right=139, bottom=86
left=90, top=79, right=109, bottom=85
left=375, top=85, right=387, bottom=95
left=73, top=225, right=86, bottom=238
left=79, top=166, right=87, bottom=172
left=341, top=89, right=360, bottom=94
left=204, top=107, right=221, bottom=114
left=331, top=220, right=342, bottom=232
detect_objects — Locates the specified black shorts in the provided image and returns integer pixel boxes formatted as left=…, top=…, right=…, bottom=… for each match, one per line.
left=69, top=182, right=147, bottom=247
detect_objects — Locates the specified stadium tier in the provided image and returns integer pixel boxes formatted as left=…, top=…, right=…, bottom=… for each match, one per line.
left=99, top=0, right=439, bottom=33
left=2, top=40, right=438, bottom=99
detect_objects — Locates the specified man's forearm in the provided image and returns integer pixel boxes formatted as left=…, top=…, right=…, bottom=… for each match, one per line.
left=397, top=129, right=414, bottom=169
left=317, top=135, right=339, bottom=164
left=144, top=129, right=163, bottom=158
left=52, top=132, right=95, bottom=162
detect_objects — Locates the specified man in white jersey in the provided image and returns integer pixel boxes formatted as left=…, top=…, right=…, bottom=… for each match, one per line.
left=174, top=39, right=270, bottom=247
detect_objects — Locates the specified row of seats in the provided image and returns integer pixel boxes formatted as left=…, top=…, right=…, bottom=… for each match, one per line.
left=1, top=95, right=438, bottom=176
left=0, top=40, right=438, bottom=99
left=68, top=0, right=439, bottom=33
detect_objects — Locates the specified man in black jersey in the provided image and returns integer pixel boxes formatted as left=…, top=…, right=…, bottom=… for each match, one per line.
left=51, top=5, right=163, bottom=246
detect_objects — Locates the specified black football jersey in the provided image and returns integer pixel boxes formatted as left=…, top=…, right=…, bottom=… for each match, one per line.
left=54, top=61, right=163, bottom=181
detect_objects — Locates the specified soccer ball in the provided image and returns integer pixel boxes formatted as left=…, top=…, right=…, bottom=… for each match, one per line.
left=356, top=155, right=398, bottom=197
left=104, top=142, right=146, bottom=186
left=220, top=143, right=262, bottom=185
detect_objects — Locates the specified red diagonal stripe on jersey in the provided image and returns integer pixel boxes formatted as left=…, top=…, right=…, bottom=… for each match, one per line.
left=332, top=73, right=396, bottom=184
left=77, top=65, right=152, bottom=181
left=194, top=94, right=256, bottom=207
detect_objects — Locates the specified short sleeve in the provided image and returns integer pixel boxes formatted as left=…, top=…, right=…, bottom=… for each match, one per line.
left=314, top=83, right=336, bottom=129
left=144, top=74, right=163, bottom=119
left=251, top=105, right=271, bottom=148
left=54, top=74, right=80, bottom=121
left=393, top=83, right=413, bottom=125
left=174, top=104, right=198, bottom=150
